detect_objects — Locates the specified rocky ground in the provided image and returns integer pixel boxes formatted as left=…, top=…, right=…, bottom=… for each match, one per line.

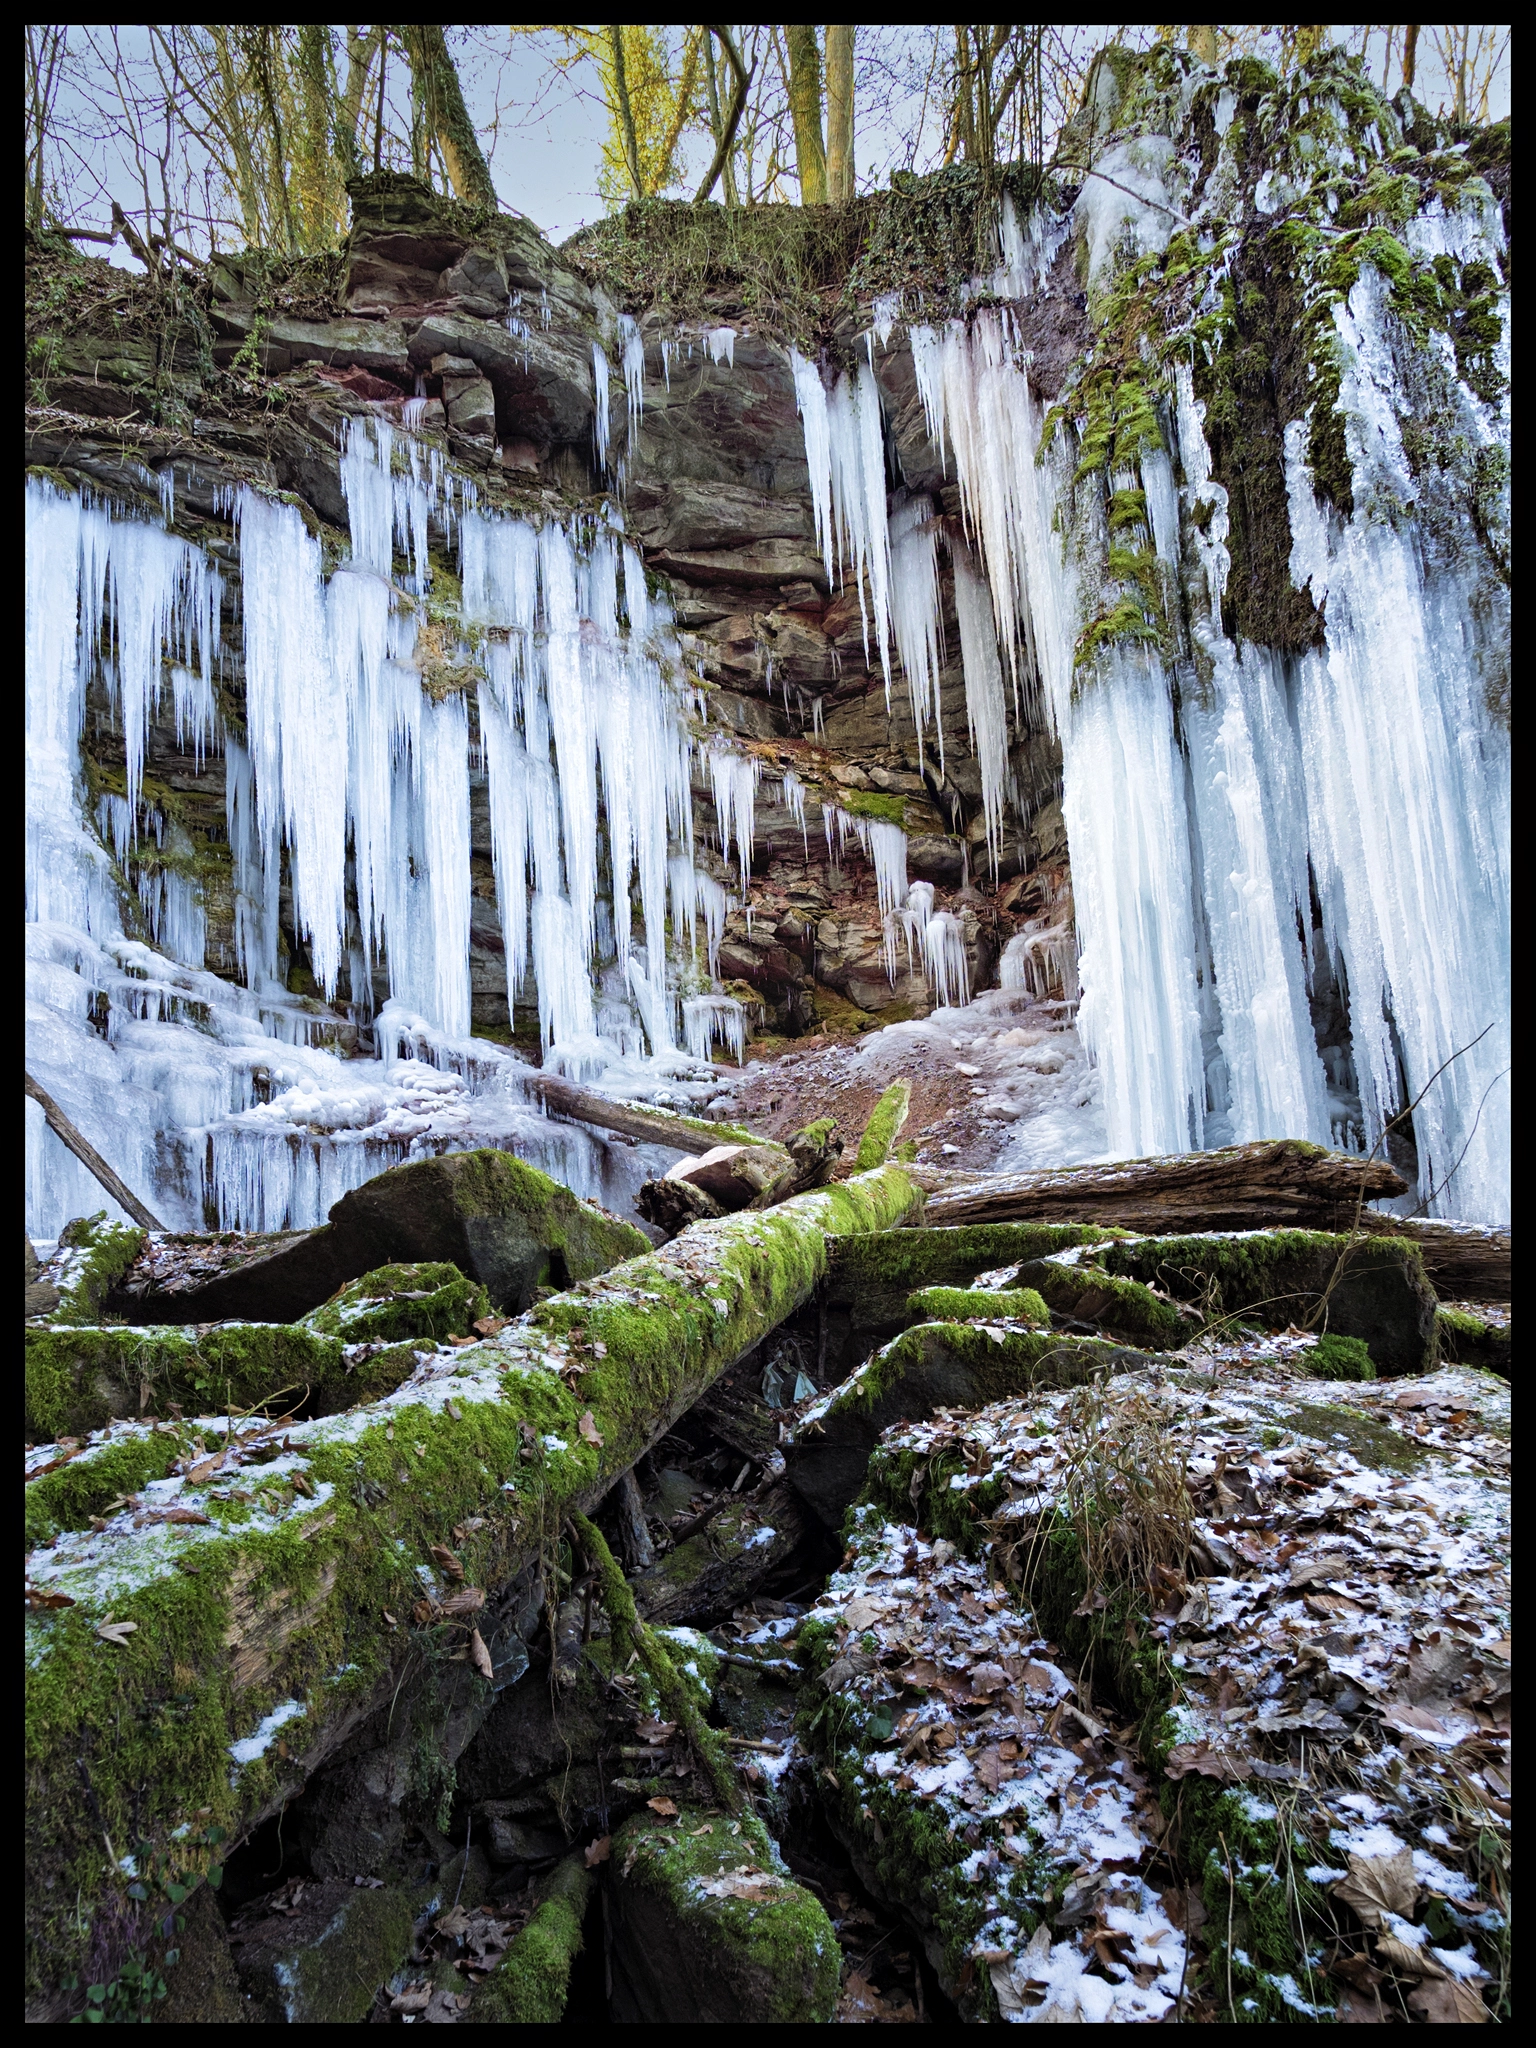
left=24, top=1132, right=1510, bottom=2025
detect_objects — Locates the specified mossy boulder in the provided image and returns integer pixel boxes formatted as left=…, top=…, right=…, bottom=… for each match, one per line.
left=784, top=1323, right=1155, bottom=1529
left=122, top=1151, right=652, bottom=1326
left=906, top=1284, right=1049, bottom=1326
left=31, top=1214, right=146, bottom=1326
left=1436, top=1306, right=1510, bottom=1376
left=301, top=1261, right=490, bottom=1343
left=607, top=1809, right=839, bottom=2023
left=231, top=1878, right=416, bottom=2022
left=629, top=1478, right=810, bottom=1628
left=823, top=1222, right=1123, bottom=1369
left=466, top=1854, right=591, bottom=2024
left=1096, top=1230, right=1438, bottom=1373
left=1303, top=1332, right=1376, bottom=1380
left=23, top=1166, right=919, bottom=2006
left=1013, top=1252, right=1188, bottom=1348
left=22, top=1320, right=404, bottom=1446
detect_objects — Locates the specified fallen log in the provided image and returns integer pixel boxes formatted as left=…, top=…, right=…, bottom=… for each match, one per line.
left=24, top=1073, right=164, bottom=1230
left=525, top=1073, right=771, bottom=1154
left=915, top=1139, right=1407, bottom=1232
left=913, top=1141, right=1509, bottom=1300
left=23, top=1164, right=921, bottom=2005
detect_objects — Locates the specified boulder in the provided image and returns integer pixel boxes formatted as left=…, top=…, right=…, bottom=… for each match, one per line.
left=663, top=1142, right=790, bottom=1211
left=1094, top=1229, right=1440, bottom=1374
left=785, top=1322, right=1156, bottom=1529
left=109, top=1151, right=650, bottom=1324
left=229, top=1879, right=416, bottom=2023
left=607, top=1808, right=839, bottom=2024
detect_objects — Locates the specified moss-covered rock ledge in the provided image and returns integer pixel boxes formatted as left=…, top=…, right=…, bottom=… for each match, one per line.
left=23, top=1164, right=919, bottom=2006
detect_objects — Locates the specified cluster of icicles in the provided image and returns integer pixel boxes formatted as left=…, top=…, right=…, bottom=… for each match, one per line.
left=771, top=188, right=1507, bottom=1221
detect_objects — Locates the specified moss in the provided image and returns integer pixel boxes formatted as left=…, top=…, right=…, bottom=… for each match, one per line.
left=468, top=1854, right=590, bottom=2023
left=854, top=1081, right=911, bottom=1171
left=301, top=1262, right=489, bottom=1343
left=831, top=1222, right=1120, bottom=1324
left=1303, top=1333, right=1375, bottom=1380
left=1282, top=1403, right=1425, bottom=1473
left=1175, top=1782, right=1334, bottom=2023
left=26, top=1431, right=185, bottom=1549
left=1019, top=1259, right=1186, bottom=1349
left=1434, top=1307, right=1509, bottom=1377
left=44, top=1216, right=147, bottom=1327
left=835, top=1321, right=1145, bottom=1420
left=905, top=1285, right=1048, bottom=1327
left=608, top=1808, right=840, bottom=2023
left=836, top=787, right=908, bottom=826
left=24, top=1321, right=361, bottom=1445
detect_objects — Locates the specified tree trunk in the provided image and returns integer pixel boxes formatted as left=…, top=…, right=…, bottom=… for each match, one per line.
left=1402, top=24, right=1420, bottom=90
left=527, top=1072, right=777, bottom=1157
left=24, top=1074, right=163, bottom=1230
left=401, top=24, right=498, bottom=208
left=1189, top=27, right=1218, bottom=66
left=607, top=24, right=646, bottom=199
left=824, top=25, right=854, bottom=203
left=786, top=25, right=827, bottom=203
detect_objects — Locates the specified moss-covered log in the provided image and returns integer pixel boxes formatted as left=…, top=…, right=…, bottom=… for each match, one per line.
left=22, top=1165, right=918, bottom=2004
left=466, top=1853, right=592, bottom=2024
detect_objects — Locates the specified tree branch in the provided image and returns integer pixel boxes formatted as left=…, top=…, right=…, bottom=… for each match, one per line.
left=693, top=25, right=751, bottom=204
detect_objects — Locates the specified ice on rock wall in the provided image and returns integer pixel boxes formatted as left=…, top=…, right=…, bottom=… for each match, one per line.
left=790, top=350, right=894, bottom=700
left=25, top=440, right=731, bottom=1236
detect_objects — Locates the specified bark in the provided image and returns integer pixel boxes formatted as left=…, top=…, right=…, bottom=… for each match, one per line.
left=607, top=25, right=646, bottom=199
left=24, top=1073, right=163, bottom=1230
left=785, top=25, right=827, bottom=204
left=1402, top=24, right=1420, bottom=91
left=695, top=25, right=750, bottom=205
left=400, top=25, right=497, bottom=209
left=527, top=1072, right=776, bottom=1156
left=613, top=1466, right=655, bottom=1568
left=1189, top=26, right=1218, bottom=65
left=824, top=25, right=854, bottom=204
left=915, top=1139, right=1407, bottom=1233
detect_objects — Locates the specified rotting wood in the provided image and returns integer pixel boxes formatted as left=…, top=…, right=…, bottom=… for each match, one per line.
left=526, top=1073, right=775, bottom=1156
left=915, top=1139, right=1407, bottom=1233
left=24, top=1073, right=164, bottom=1230
left=24, top=1165, right=920, bottom=2000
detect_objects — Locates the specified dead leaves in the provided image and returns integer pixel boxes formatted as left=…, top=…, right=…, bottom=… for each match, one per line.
left=646, top=1796, right=679, bottom=1818
left=472, top=1314, right=509, bottom=1338
left=468, top=1629, right=494, bottom=1681
left=1331, top=1848, right=1416, bottom=1929
left=1164, top=1739, right=1253, bottom=1784
left=94, top=1616, right=138, bottom=1646
left=578, top=1410, right=604, bottom=1448
left=429, top=1543, right=465, bottom=1581
left=25, top=1584, right=75, bottom=1612
left=1407, top=1976, right=1490, bottom=2024
left=584, top=1834, right=611, bottom=1867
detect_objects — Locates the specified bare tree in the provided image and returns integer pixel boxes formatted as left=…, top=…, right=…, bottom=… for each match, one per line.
left=786, top=25, right=827, bottom=203
left=825, top=25, right=855, bottom=204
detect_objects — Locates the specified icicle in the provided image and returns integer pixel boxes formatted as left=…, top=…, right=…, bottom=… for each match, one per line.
left=706, top=326, right=736, bottom=367
left=707, top=746, right=760, bottom=896
left=951, top=539, right=1009, bottom=872
left=592, top=344, right=611, bottom=470
left=888, top=496, right=945, bottom=766
left=619, top=313, right=645, bottom=429
left=780, top=769, right=809, bottom=856
left=683, top=993, right=746, bottom=1064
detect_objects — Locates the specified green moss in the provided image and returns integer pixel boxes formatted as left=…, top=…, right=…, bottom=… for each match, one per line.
left=44, top=1216, right=146, bottom=1327
left=1020, top=1259, right=1186, bottom=1349
left=1434, top=1307, right=1509, bottom=1376
left=24, top=1320, right=372, bottom=1445
left=831, top=1222, right=1120, bottom=1320
left=854, top=1081, right=911, bottom=1171
left=838, top=1321, right=1146, bottom=1421
left=608, top=1808, right=840, bottom=2023
left=1303, top=1333, right=1375, bottom=1380
left=302, top=1262, right=489, bottom=1343
left=26, top=1431, right=185, bottom=1549
left=836, top=787, right=908, bottom=826
left=469, top=1855, right=590, bottom=2023
left=905, top=1285, right=1048, bottom=1326
left=1282, top=1403, right=1425, bottom=1472
left=1177, top=1783, right=1334, bottom=2023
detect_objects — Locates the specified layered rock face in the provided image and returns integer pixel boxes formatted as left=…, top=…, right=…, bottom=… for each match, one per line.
left=25, top=42, right=1510, bottom=1244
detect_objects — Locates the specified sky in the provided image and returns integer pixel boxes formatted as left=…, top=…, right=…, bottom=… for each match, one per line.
left=44, top=25, right=1512, bottom=265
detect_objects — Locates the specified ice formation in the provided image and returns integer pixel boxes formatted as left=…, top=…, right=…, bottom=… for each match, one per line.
left=24, top=429, right=742, bottom=1236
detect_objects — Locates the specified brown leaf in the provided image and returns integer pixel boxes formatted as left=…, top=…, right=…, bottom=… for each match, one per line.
left=390, top=1982, right=432, bottom=2014
left=972, top=1745, right=1004, bottom=1793
left=969, top=1661, right=1008, bottom=1696
left=1164, top=1740, right=1252, bottom=1783
left=1380, top=1702, right=1449, bottom=1737
left=443, top=1334, right=477, bottom=1348
left=1374, top=1935, right=1443, bottom=1980
left=1406, top=1977, right=1489, bottom=2024
left=429, top=1543, right=465, bottom=1580
left=472, top=1316, right=508, bottom=1338
left=439, top=1586, right=486, bottom=1618
left=1335, top=1985, right=1387, bottom=2023
left=1332, top=1849, right=1417, bottom=1929
left=95, top=1617, right=138, bottom=1645
left=1332, top=1953, right=1387, bottom=1992
left=584, top=1835, right=612, bottom=1867
left=25, top=1586, right=76, bottom=1611
left=468, top=1629, right=494, bottom=1681
left=646, top=1796, right=679, bottom=1817
left=134, top=1505, right=212, bottom=1527
left=636, top=1719, right=678, bottom=1744
left=578, top=1410, right=604, bottom=1448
